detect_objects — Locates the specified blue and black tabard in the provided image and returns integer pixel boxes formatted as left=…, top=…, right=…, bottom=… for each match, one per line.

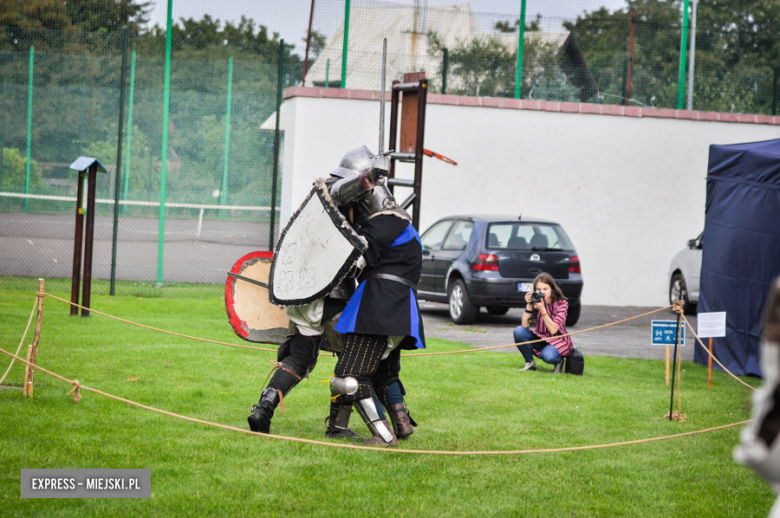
left=334, top=214, right=426, bottom=350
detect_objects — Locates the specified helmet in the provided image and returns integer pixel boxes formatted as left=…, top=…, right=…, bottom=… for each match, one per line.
left=339, top=145, right=374, bottom=174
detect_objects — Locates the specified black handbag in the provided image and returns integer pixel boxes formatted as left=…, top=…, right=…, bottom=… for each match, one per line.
left=565, top=347, right=584, bottom=375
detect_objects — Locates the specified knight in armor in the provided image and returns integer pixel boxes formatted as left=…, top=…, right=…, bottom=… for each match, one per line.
left=327, top=147, right=427, bottom=447
left=248, top=146, right=418, bottom=441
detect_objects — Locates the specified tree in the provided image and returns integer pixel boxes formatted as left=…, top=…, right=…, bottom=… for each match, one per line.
left=0, top=0, right=151, bottom=34
left=428, top=30, right=578, bottom=100
left=563, top=0, right=780, bottom=112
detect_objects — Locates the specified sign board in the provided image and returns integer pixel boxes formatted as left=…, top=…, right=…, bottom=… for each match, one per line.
left=651, top=320, right=685, bottom=346
left=697, top=312, right=727, bottom=338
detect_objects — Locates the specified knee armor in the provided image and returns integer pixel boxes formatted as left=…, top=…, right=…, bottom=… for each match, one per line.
left=330, top=376, right=359, bottom=397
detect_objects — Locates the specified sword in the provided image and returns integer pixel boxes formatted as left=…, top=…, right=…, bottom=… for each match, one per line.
left=227, top=271, right=269, bottom=290
left=378, top=37, right=387, bottom=155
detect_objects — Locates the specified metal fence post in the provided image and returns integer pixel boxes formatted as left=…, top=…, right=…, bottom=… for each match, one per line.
left=514, top=0, right=527, bottom=99
left=24, top=46, right=34, bottom=212
left=341, top=0, right=350, bottom=88
left=677, top=0, right=690, bottom=110
left=0, top=78, right=7, bottom=199
left=157, top=0, right=174, bottom=286
left=269, top=40, right=284, bottom=251
left=686, top=0, right=697, bottom=110
left=442, top=48, right=448, bottom=94
left=111, top=29, right=128, bottom=296
left=122, top=50, right=136, bottom=215
left=220, top=56, right=233, bottom=220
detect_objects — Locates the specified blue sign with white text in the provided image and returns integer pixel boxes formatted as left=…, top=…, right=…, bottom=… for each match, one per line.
left=651, top=320, right=685, bottom=346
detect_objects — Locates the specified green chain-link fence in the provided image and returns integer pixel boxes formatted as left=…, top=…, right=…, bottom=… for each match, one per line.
left=1, top=0, right=778, bottom=298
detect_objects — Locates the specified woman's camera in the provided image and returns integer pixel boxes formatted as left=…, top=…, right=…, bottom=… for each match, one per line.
left=531, top=290, right=544, bottom=304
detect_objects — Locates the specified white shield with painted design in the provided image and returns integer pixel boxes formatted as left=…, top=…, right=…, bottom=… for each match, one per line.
left=269, top=180, right=367, bottom=307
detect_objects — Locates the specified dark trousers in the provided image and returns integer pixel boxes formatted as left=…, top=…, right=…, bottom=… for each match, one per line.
left=267, top=333, right=319, bottom=395
left=334, top=333, right=400, bottom=403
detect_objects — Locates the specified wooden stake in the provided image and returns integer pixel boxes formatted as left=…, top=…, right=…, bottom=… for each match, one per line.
left=708, top=337, right=713, bottom=389
left=24, top=279, right=45, bottom=397
left=23, top=344, right=33, bottom=397
left=665, top=345, right=670, bottom=385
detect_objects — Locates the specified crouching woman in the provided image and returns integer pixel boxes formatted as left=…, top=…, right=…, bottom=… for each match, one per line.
left=513, top=272, right=573, bottom=374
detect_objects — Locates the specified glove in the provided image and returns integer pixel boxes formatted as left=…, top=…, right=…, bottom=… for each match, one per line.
left=368, top=155, right=390, bottom=183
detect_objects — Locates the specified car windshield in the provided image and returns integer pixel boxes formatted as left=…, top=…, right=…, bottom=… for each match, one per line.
left=486, top=222, right=574, bottom=251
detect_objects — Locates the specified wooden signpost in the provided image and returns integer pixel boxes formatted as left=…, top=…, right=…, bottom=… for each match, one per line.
left=69, top=157, right=107, bottom=317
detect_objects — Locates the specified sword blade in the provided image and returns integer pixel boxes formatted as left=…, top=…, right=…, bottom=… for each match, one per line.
left=227, top=271, right=269, bottom=289
left=378, top=37, right=387, bottom=155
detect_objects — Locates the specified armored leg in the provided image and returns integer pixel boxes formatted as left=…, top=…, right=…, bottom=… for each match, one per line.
left=332, top=333, right=387, bottom=403
left=354, top=397, right=397, bottom=447
left=324, top=402, right=362, bottom=440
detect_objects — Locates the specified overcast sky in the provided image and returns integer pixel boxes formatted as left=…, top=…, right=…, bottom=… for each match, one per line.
left=146, top=1, right=626, bottom=55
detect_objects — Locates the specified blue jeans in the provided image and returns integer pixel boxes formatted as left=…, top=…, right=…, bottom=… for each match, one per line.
left=513, top=325, right=562, bottom=365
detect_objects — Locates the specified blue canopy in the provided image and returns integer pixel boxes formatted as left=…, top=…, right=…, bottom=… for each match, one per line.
left=697, top=138, right=780, bottom=377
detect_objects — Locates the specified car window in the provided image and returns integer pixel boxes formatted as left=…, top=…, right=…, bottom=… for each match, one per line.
left=420, top=220, right=453, bottom=251
left=442, top=220, right=474, bottom=251
left=487, top=223, right=574, bottom=251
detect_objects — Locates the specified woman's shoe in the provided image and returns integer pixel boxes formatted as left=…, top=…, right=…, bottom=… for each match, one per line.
left=519, top=361, right=537, bottom=372
left=552, top=361, right=564, bottom=374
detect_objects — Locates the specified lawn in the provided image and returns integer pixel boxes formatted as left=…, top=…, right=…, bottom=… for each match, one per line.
left=0, top=286, right=772, bottom=517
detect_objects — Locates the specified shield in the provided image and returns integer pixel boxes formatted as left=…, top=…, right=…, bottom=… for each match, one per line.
left=226, top=251, right=290, bottom=344
left=269, top=180, right=368, bottom=307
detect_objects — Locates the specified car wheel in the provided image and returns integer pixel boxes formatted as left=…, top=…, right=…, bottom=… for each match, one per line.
left=565, top=301, right=581, bottom=326
left=669, top=273, right=696, bottom=315
left=486, top=306, right=510, bottom=316
left=448, top=279, right=477, bottom=325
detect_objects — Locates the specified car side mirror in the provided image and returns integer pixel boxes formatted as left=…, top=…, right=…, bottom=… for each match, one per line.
left=687, top=239, right=697, bottom=249
left=422, top=249, right=431, bottom=257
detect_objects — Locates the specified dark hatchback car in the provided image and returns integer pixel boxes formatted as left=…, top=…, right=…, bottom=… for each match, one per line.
left=417, top=215, right=583, bottom=326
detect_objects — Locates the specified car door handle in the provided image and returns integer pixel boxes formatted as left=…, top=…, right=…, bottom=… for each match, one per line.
left=529, top=268, right=541, bottom=274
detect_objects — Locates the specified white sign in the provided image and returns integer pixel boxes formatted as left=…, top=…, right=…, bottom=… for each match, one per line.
left=697, top=312, right=727, bottom=338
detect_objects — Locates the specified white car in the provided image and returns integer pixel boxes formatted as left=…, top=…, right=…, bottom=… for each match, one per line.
left=668, top=232, right=703, bottom=314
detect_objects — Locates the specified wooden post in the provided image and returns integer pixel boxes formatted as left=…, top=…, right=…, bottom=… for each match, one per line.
left=665, top=345, right=670, bottom=385
left=81, top=163, right=98, bottom=317
left=708, top=337, right=713, bottom=389
left=23, top=278, right=45, bottom=397
left=23, top=345, right=33, bottom=397
left=411, top=78, right=428, bottom=230
left=70, top=170, right=85, bottom=316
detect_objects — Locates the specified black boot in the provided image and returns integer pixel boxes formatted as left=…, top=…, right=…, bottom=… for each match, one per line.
left=325, top=402, right=362, bottom=440
left=248, top=388, right=280, bottom=433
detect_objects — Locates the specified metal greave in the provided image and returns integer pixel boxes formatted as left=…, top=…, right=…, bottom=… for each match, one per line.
left=354, top=397, right=394, bottom=443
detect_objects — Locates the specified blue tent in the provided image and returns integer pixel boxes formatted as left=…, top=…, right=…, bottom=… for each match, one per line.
left=697, top=138, right=780, bottom=377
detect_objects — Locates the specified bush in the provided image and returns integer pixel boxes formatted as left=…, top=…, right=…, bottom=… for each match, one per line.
left=0, top=147, right=42, bottom=192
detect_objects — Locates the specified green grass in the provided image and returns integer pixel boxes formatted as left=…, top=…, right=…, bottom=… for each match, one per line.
left=0, top=288, right=772, bottom=517
left=0, top=276, right=223, bottom=299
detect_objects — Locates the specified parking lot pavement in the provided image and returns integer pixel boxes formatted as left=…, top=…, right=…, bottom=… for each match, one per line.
left=419, top=302, right=696, bottom=362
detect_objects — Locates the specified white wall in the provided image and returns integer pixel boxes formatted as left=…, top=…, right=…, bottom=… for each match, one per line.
left=282, top=95, right=779, bottom=306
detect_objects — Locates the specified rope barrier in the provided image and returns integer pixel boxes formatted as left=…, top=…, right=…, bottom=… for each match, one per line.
left=43, top=293, right=279, bottom=353
left=41, top=292, right=675, bottom=360
left=683, top=316, right=758, bottom=392
left=36, top=293, right=758, bottom=395
left=0, top=344, right=751, bottom=455
left=0, top=297, right=37, bottom=385
left=404, top=305, right=675, bottom=356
